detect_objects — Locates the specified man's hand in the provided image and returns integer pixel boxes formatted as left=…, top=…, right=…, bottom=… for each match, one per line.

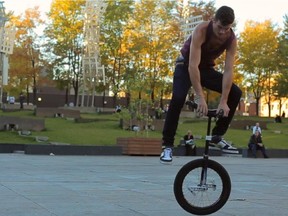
left=196, top=97, right=208, bottom=116
left=217, top=102, right=230, bottom=117
left=257, top=143, right=263, bottom=147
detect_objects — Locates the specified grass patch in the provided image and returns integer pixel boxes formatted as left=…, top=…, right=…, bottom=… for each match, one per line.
left=0, top=109, right=288, bottom=149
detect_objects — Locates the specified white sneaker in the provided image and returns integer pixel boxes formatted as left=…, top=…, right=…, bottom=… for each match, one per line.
left=210, top=136, right=239, bottom=154
left=160, top=148, right=173, bottom=164
left=218, top=139, right=239, bottom=154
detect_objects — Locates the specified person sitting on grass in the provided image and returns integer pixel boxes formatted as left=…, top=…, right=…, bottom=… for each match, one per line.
left=248, top=130, right=269, bottom=158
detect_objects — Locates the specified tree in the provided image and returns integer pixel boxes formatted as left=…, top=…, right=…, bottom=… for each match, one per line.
left=101, top=0, right=134, bottom=107
left=129, top=0, right=179, bottom=102
left=7, top=7, right=44, bottom=105
left=273, top=14, right=288, bottom=115
left=238, top=20, right=280, bottom=116
left=101, top=0, right=180, bottom=108
left=44, top=0, right=85, bottom=106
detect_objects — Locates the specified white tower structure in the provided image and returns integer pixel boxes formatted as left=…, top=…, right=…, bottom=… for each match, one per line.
left=0, top=1, right=15, bottom=107
left=181, top=15, right=203, bottom=41
left=178, top=0, right=203, bottom=100
left=81, top=0, right=107, bottom=107
left=179, top=0, right=203, bottom=41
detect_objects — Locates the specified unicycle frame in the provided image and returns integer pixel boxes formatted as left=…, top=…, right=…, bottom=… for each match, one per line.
left=203, top=110, right=221, bottom=187
left=186, top=101, right=223, bottom=185
left=173, top=101, right=231, bottom=215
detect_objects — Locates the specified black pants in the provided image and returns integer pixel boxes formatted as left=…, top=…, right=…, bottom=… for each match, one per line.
left=162, top=62, right=242, bottom=147
left=185, top=144, right=196, bottom=156
left=248, top=143, right=268, bottom=158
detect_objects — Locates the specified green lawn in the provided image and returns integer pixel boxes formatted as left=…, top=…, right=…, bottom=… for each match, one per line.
left=1, top=110, right=288, bottom=149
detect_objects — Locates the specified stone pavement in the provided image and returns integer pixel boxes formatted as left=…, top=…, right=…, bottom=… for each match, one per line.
left=0, top=154, right=287, bottom=216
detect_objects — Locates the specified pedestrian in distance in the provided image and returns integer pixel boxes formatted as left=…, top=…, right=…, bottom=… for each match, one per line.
left=252, top=122, right=262, bottom=134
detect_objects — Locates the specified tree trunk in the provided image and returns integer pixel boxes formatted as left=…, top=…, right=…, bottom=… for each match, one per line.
left=256, top=98, right=260, bottom=116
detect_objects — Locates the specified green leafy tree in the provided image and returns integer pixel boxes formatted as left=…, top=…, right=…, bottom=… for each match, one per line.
left=7, top=7, right=44, bottom=104
left=121, top=0, right=180, bottom=105
left=273, top=14, right=288, bottom=115
left=100, top=0, right=134, bottom=107
left=238, top=20, right=280, bottom=116
left=44, top=0, right=85, bottom=106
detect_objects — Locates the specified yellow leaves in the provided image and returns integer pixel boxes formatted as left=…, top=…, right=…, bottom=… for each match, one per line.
left=239, top=20, right=279, bottom=68
left=47, top=0, right=85, bottom=45
left=9, top=6, right=44, bottom=40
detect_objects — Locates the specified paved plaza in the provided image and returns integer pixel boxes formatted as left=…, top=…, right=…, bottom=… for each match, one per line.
left=0, top=154, right=287, bottom=216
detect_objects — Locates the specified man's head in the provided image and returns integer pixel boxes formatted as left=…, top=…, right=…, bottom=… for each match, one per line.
left=255, top=130, right=260, bottom=136
left=215, top=6, right=235, bottom=26
left=212, top=6, right=234, bottom=37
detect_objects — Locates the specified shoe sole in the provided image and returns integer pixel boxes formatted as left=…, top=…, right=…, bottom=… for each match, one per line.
left=160, top=160, right=173, bottom=165
left=209, top=146, right=221, bottom=151
left=222, top=149, right=239, bottom=154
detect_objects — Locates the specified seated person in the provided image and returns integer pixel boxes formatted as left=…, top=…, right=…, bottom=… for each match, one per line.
left=248, top=130, right=269, bottom=158
left=275, top=115, right=282, bottom=123
left=183, top=130, right=196, bottom=156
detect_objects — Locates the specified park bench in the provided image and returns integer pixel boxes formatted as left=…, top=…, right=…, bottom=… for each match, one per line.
left=117, top=137, right=162, bottom=155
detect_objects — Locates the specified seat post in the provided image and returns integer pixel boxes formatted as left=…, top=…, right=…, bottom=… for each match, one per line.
left=204, top=116, right=213, bottom=156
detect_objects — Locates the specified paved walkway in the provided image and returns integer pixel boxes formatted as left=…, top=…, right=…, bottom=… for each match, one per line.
left=0, top=154, right=287, bottom=216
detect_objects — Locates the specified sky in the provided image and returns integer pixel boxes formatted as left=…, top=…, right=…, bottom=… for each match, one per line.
left=2, top=0, right=288, bottom=34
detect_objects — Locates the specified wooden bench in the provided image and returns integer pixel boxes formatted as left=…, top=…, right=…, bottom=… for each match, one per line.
left=35, top=107, right=80, bottom=119
left=117, top=137, right=162, bottom=155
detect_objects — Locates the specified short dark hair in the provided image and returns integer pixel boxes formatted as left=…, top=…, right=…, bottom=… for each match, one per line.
left=215, top=6, right=235, bottom=26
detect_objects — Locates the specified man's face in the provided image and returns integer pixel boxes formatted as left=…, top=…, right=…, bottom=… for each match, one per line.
left=212, top=20, right=232, bottom=38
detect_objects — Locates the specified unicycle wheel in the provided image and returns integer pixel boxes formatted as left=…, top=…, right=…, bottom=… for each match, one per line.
left=174, top=159, right=231, bottom=215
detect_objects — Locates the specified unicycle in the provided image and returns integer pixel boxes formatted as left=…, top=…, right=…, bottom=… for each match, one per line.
left=174, top=101, right=231, bottom=215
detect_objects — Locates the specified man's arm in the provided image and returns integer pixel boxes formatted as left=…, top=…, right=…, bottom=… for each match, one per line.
left=188, top=22, right=208, bottom=115
left=257, top=136, right=263, bottom=147
left=219, top=37, right=237, bottom=116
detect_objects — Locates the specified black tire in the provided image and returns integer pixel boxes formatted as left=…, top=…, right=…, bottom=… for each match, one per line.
left=174, top=159, right=231, bottom=215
